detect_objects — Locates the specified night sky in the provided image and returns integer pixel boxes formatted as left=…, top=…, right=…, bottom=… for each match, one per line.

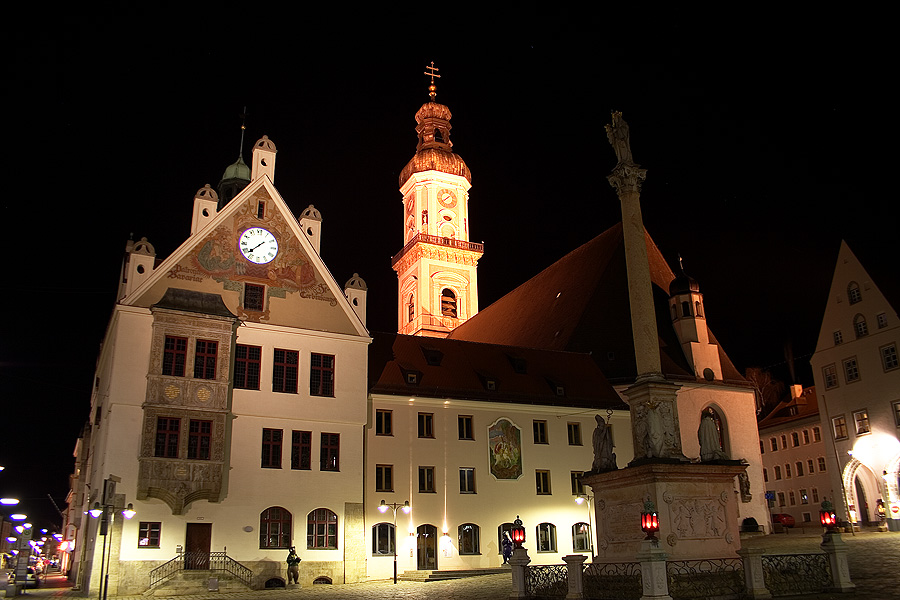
left=3, top=10, right=894, bottom=529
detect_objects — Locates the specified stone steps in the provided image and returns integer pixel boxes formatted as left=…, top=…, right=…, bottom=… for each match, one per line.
left=399, top=567, right=509, bottom=582
left=144, top=570, right=252, bottom=596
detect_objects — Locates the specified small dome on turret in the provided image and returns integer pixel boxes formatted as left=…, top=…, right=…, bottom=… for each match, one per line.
left=301, top=205, right=322, bottom=221
left=345, top=273, right=367, bottom=291
left=416, top=102, right=453, bottom=122
left=195, top=184, right=219, bottom=202
left=221, top=156, right=250, bottom=182
left=399, top=148, right=471, bottom=185
left=669, top=257, right=700, bottom=296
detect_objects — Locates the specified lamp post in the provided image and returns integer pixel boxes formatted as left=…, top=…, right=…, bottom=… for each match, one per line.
left=89, top=478, right=135, bottom=600
left=377, top=500, right=410, bottom=584
left=575, top=493, right=595, bottom=558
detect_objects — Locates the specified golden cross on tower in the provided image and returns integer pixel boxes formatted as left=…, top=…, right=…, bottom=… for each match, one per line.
left=424, top=61, right=441, bottom=101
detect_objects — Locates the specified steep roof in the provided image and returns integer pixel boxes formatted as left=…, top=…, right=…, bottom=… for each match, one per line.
left=450, top=222, right=745, bottom=385
left=369, top=332, right=626, bottom=410
left=758, top=386, right=820, bottom=430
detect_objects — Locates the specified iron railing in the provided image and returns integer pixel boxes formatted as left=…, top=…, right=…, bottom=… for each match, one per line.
left=524, top=564, right=568, bottom=598
left=666, top=558, right=745, bottom=600
left=391, top=233, right=484, bottom=265
left=148, top=551, right=252, bottom=588
left=761, top=553, right=831, bottom=596
left=583, top=561, right=642, bottom=600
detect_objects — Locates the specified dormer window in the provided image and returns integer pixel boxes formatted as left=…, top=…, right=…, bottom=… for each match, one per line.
left=422, top=347, right=444, bottom=366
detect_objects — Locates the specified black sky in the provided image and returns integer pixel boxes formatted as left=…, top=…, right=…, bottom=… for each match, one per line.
left=3, top=9, right=895, bottom=529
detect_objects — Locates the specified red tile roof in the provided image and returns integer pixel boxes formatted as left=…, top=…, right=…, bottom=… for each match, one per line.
left=758, top=386, right=820, bottom=430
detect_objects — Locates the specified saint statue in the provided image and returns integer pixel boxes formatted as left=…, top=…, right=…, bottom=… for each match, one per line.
left=592, top=414, right=617, bottom=472
left=698, top=411, right=728, bottom=461
left=605, top=111, right=634, bottom=165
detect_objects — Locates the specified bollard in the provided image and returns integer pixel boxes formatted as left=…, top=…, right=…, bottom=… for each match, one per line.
left=636, top=539, right=672, bottom=600
left=736, top=547, right=772, bottom=599
left=563, top=554, right=588, bottom=599
left=820, top=531, right=856, bottom=593
left=508, top=547, right=531, bottom=599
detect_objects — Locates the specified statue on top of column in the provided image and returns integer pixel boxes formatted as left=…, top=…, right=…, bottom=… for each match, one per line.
left=605, top=111, right=634, bottom=165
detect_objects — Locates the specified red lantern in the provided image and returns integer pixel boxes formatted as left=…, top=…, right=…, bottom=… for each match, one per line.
left=510, top=516, right=526, bottom=549
left=819, top=509, right=837, bottom=529
left=641, top=511, right=659, bottom=540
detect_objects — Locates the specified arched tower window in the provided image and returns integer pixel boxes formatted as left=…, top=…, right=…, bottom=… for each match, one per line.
left=848, top=282, right=862, bottom=304
left=441, top=289, right=457, bottom=318
left=434, top=128, right=444, bottom=143
left=681, top=300, right=691, bottom=317
left=671, top=303, right=677, bottom=321
left=695, top=300, right=703, bottom=317
left=260, top=506, right=292, bottom=549
left=407, top=294, right=415, bottom=323
left=853, top=314, right=868, bottom=338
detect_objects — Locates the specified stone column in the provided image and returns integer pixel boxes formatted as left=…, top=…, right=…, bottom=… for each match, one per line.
left=820, top=531, right=856, bottom=593
left=563, top=554, right=587, bottom=600
left=736, top=548, right=772, bottom=599
left=508, top=547, right=531, bottom=599
left=636, top=539, right=672, bottom=600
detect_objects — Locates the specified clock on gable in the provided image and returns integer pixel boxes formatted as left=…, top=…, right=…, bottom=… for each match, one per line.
left=239, top=227, right=279, bottom=264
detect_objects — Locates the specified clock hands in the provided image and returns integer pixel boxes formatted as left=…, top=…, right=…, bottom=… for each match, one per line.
left=248, top=239, right=268, bottom=252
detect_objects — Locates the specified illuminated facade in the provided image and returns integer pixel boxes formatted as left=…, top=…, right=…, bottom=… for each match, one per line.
left=810, top=241, right=900, bottom=528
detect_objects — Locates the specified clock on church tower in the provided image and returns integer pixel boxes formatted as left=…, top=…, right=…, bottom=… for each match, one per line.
left=392, top=65, right=483, bottom=338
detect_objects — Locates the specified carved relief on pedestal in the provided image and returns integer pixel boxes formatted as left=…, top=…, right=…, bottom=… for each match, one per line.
left=600, top=501, right=645, bottom=544
left=666, top=496, right=727, bottom=542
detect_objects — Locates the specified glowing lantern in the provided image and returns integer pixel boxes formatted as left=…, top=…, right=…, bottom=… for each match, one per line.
left=510, top=516, right=526, bottom=549
left=641, top=500, right=660, bottom=540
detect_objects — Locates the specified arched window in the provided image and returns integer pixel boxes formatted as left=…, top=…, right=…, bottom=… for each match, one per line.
left=441, top=289, right=457, bottom=318
left=536, top=523, right=556, bottom=553
left=458, top=523, right=480, bottom=555
left=572, top=522, right=591, bottom=552
left=848, top=282, right=861, bottom=304
left=498, top=522, right=514, bottom=554
left=307, top=508, right=338, bottom=549
left=434, top=128, right=444, bottom=143
left=695, top=301, right=703, bottom=317
left=853, top=314, right=868, bottom=338
left=681, top=300, right=691, bottom=317
left=260, top=506, right=292, bottom=549
left=372, top=522, right=395, bottom=555
left=670, top=303, right=677, bottom=321
left=407, top=294, right=415, bottom=323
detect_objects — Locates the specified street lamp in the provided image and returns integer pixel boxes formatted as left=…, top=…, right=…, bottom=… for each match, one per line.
left=377, top=500, right=410, bottom=584
left=641, top=501, right=660, bottom=541
left=575, top=493, right=595, bottom=558
left=89, top=498, right=136, bottom=600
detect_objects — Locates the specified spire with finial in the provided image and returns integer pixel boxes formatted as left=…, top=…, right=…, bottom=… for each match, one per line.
left=217, top=107, right=252, bottom=209
left=238, top=106, right=248, bottom=160
left=424, top=61, right=440, bottom=101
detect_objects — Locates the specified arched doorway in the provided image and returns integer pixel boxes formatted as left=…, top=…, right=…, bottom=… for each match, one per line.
left=854, top=476, right=870, bottom=524
left=416, top=524, right=438, bottom=570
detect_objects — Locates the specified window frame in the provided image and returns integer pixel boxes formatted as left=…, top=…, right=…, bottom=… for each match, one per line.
left=536, top=522, right=557, bottom=553
left=572, top=522, right=592, bottom=553
left=291, top=430, right=312, bottom=470
left=418, top=412, right=434, bottom=438
left=795, top=461, right=804, bottom=476
left=162, top=335, right=187, bottom=377
left=372, top=522, right=395, bottom=556
left=842, top=357, right=860, bottom=384
left=459, top=467, right=476, bottom=494
left=375, top=409, right=393, bottom=436
left=791, top=432, right=799, bottom=447
left=832, top=416, right=848, bottom=440
left=853, top=409, right=870, bottom=435
left=536, top=469, right=551, bottom=495
left=310, top=353, right=335, bottom=397
left=187, top=419, right=212, bottom=460
left=320, top=433, right=340, bottom=471
left=458, top=415, right=474, bottom=440
left=260, top=506, right=292, bottom=549
left=774, top=466, right=782, bottom=480
left=533, top=420, right=549, bottom=444
left=193, top=339, right=218, bottom=380
left=272, top=348, right=299, bottom=394
left=154, top=417, right=180, bottom=458
left=261, top=428, right=283, bottom=469
left=306, top=508, right=338, bottom=550
left=769, top=437, right=778, bottom=452
left=822, top=364, right=839, bottom=389
left=234, top=344, right=261, bottom=390
left=818, top=457, right=827, bottom=472
left=376, top=464, right=394, bottom=492
left=567, top=422, right=582, bottom=446
left=244, top=282, right=265, bottom=311
left=138, top=521, right=161, bottom=548
left=418, top=466, right=436, bottom=493
left=881, top=343, right=899, bottom=372
left=458, top=523, right=480, bottom=555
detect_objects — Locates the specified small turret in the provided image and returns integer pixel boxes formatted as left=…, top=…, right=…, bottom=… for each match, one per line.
left=191, top=185, right=219, bottom=235
left=118, top=237, right=156, bottom=300
left=299, top=205, right=323, bottom=254
left=251, top=135, right=277, bottom=183
left=344, top=273, right=368, bottom=327
left=668, top=257, right=722, bottom=380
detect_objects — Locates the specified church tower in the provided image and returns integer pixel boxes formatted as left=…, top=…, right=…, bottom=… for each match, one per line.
left=392, top=65, right=483, bottom=337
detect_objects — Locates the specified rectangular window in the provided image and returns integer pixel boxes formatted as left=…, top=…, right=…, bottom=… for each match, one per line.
left=813, top=427, right=821, bottom=442
left=567, top=422, right=582, bottom=446
left=244, top=283, right=265, bottom=311
left=818, top=457, right=826, bottom=472
left=855, top=318, right=868, bottom=338
left=154, top=417, right=180, bottom=458
left=763, top=468, right=768, bottom=482
left=535, top=470, right=551, bottom=495
left=376, top=464, right=394, bottom=492
left=881, top=344, right=899, bottom=371
left=781, top=435, right=787, bottom=449
left=537, top=523, right=556, bottom=553
left=273, top=349, right=299, bottom=394
left=791, top=432, right=800, bottom=447
left=803, top=430, right=810, bottom=444
left=310, top=353, right=335, bottom=396
left=418, top=413, right=434, bottom=438
left=808, top=459, right=815, bottom=474
left=778, top=492, right=785, bottom=507
left=234, top=344, right=261, bottom=390
left=376, top=409, right=392, bottom=436
left=832, top=416, right=848, bottom=440
left=138, top=522, right=161, bottom=548
left=843, top=357, right=860, bottom=383
left=193, top=340, right=218, bottom=379
left=187, top=420, right=211, bottom=460
left=571, top=471, right=585, bottom=495
left=800, top=489, right=809, bottom=505
left=770, top=437, right=778, bottom=452
left=796, top=461, right=804, bottom=476
left=261, top=428, right=282, bottom=468
left=789, top=491, right=796, bottom=505
left=458, top=415, right=474, bottom=440
left=894, top=401, right=900, bottom=427
left=822, top=364, right=838, bottom=389
left=291, top=430, right=311, bottom=470
left=162, top=336, right=187, bottom=377
left=775, top=466, right=782, bottom=480
left=812, top=488, right=820, bottom=503
left=419, top=466, right=435, bottom=493
left=320, top=433, right=340, bottom=471
left=785, top=463, right=792, bottom=478
left=533, top=420, right=548, bottom=444
left=459, top=467, right=476, bottom=493
left=802, top=512, right=812, bottom=523
left=877, top=313, right=888, bottom=328
left=853, top=410, right=870, bottom=435
left=760, top=440, right=764, bottom=454
left=833, top=330, right=843, bottom=345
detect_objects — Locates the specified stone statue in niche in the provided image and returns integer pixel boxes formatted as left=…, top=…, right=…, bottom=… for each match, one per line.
left=591, top=414, right=617, bottom=472
left=698, top=411, right=728, bottom=461
left=738, top=472, right=752, bottom=502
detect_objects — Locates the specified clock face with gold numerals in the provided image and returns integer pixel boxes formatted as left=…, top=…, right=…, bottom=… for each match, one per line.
left=438, top=189, right=457, bottom=208
left=239, top=227, right=279, bottom=264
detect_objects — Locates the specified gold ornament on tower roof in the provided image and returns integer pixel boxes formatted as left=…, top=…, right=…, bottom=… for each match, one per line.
left=425, top=61, right=441, bottom=101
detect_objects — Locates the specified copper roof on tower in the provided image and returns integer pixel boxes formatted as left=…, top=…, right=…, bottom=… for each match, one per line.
left=449, top=222, right=746, bottom=385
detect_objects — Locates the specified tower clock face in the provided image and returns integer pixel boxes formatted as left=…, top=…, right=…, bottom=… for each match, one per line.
left=239, top=227, right=279, bottom=264
left=438, top=189, right=457, bottom=208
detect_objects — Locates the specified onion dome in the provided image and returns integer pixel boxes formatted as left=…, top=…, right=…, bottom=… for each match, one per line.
left=668, top=256, right=700, bottom=296
left=221, top=156, right=250, bottom=182
left=399, top=101, right=471, bottom=185
left=345, top=273, right=367, bottom=291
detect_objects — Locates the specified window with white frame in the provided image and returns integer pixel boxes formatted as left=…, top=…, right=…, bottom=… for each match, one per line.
left=818, top=457, right=826, bottom=472
left=833, top=330, right=843, bottom=345
left=822, top=364, right=838, bottom=389
left=459, top=467, right=476, bottom=493
left=843, top=358, right=860, bottom=383
left=877, top=313, right=888, bottom=328
left=853, top=314, right=868, bottom=338
left=572, top=522, right=592, bottom=552
left=853, top=410, right=870, bottom=435
left=536, top=523, right=557, bottom=552
left=372, top=523, right=395, bottom=555
left=832, top=416, right=848, bottom=440
left=881, top=344, right=899, bottom=371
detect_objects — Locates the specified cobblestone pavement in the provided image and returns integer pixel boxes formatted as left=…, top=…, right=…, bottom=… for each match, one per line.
left=7, top=530, right=899, bottom=599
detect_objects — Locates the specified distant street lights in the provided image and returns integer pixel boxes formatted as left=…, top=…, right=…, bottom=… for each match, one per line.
left=377, top=500, right=410, bottom=584
left=575, top=493, right=595, bottom=558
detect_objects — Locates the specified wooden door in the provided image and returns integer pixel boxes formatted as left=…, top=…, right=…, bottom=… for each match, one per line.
left=185, top=523, right=212, bottom=570
left=416, top=524, right=437, bottom=570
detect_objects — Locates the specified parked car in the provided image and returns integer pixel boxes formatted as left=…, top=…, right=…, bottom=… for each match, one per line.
left=772, top=513, right=796, bottom=527
left=9, top=567, right=41, bottom=588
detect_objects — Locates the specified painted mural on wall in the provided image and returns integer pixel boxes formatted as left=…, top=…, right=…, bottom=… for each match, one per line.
left=166, top=192, right=336, bottom=319
left=489, top=418, right=522, bottom=480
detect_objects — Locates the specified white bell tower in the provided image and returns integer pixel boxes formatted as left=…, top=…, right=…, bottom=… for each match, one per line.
left=392, top=65, right=483, bottom=338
